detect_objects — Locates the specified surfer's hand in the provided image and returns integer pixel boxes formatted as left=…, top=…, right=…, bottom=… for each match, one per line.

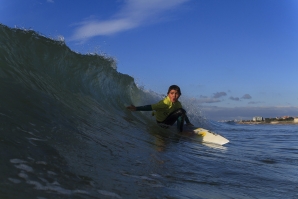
left=126, top=105, right=136, bottom=111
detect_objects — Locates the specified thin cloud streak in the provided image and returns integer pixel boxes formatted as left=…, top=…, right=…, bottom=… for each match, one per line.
left=242, top=94, right=252, bottom=99
left=230, top=96, right=240, bottom=101
left=70, top=0, right=189, bottom=41
left=213, top=92, right=227, bottom=99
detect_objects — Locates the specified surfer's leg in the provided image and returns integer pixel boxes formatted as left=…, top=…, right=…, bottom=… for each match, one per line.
left=177, top=114, right=185, bottom=132
left=161, top=108, right=186, bottom=131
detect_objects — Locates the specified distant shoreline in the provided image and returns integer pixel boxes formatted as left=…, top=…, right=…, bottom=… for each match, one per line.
left=237, top=121, right=298, bottom=125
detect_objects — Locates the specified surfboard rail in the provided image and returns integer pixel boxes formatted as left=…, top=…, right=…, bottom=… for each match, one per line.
left=192, top=127, right=229, bottom=145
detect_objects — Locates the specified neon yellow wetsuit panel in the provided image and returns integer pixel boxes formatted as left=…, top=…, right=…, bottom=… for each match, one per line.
left=135, top=96, right=190, bottom=124
left=151, top=96, right=182, bottom=122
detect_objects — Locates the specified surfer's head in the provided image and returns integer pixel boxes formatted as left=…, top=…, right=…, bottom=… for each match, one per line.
left=167, top=85, right=181, bottom=103
left=167, top=85, right=181, bottom=96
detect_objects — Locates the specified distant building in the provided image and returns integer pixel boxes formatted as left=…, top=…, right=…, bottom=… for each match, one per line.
left=294, top=118, right=298, bottom=123
left=253, top=116, right=263, bottom=121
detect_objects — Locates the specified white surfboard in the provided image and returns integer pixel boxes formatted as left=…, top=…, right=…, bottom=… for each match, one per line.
left=190, top=127, right=229, bottom=145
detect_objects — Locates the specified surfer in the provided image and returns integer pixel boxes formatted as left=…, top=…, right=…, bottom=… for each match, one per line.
left=127, top=85, right=193, bottom=132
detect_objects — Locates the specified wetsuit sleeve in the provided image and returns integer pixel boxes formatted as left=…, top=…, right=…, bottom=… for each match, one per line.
left=135, top=105, right=153, bottom=111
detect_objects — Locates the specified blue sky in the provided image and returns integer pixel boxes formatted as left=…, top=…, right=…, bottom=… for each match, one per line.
left=2, top=0, right=298, bottom=120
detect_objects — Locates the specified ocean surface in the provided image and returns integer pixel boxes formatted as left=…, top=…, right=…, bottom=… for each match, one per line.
left=1, top=24, right=298, bottom=199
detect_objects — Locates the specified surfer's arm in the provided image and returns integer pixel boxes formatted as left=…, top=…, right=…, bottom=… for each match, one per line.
left=127, top=105, right=152, bottom=111
left=135, top=105, right=153, bottom=111
left=185, top=115, right=193, bottom=125
left=185, top=115, right=190, bottom=123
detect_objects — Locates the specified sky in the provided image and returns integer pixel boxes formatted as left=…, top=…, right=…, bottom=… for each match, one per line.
left=1, top=0, right=298, bottom=120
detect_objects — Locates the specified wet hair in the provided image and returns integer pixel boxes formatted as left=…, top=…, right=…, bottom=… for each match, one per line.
left=167, top=85, right=181, bottom=96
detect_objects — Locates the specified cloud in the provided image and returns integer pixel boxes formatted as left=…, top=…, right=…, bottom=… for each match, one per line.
left=199, top=95, right=208, bottom=98
left=191, top=92, right=227, bottom=104
left=70, top=0, right=189, bottom=41
left=202, top=98, right=222, bottom=104
left=191, top=95, right=222, bottom=104
left=248, top=101, right=263, bottom=104
left=213, top=92, right=227, bottom=98
left=242, top=94, right=252, bottom=99
left=47, top=0, right=54, bottom=3
left=229, top=96, right=240, bottom=101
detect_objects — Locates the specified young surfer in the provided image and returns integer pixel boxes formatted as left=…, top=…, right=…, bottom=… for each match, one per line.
left=127, top=85, right=193, bottom=132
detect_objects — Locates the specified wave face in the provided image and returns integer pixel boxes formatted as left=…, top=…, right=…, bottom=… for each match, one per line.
left=0, top=24, right=207, bottom=198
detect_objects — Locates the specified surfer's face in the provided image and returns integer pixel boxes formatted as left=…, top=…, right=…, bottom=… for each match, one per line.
left=168, top=89, right=180, bottom=103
